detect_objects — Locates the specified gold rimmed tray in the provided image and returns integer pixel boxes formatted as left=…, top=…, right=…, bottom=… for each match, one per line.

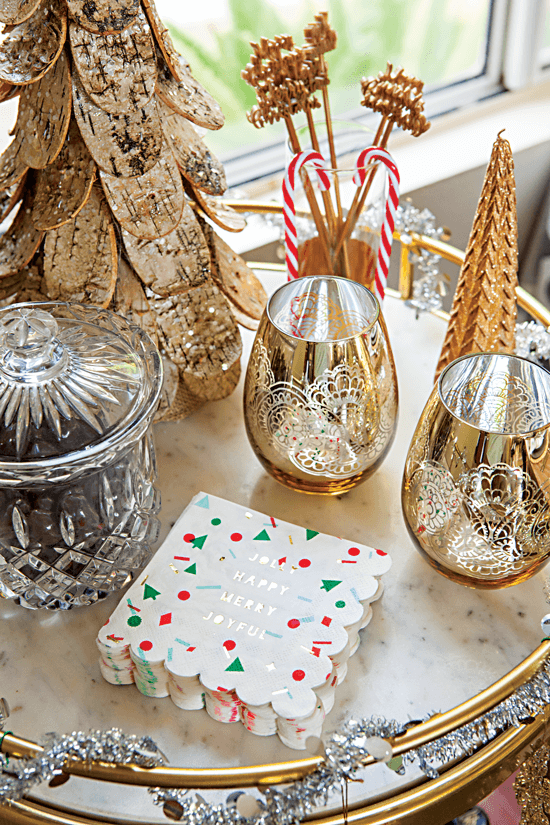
left=2, top=222, right=550, bottom=825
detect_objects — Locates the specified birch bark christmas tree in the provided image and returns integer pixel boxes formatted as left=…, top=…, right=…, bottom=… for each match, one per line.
left=435, top=132, right=518, bottom=381
left=0, top=0, right=266, bottom=419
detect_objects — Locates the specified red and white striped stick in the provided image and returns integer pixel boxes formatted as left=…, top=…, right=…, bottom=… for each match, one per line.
left=354, top=147, right=400, bottom=305
left=283, top=150, right=330, bottom=280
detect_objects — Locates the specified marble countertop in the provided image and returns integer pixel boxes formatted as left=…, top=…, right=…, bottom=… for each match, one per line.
left=1, top=281, right=547, bottom=821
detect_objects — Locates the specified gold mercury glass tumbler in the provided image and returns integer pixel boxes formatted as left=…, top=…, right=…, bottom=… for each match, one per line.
left=243, top=275, right=398, bottom=495
left=402, top=352, right=550, bottom=588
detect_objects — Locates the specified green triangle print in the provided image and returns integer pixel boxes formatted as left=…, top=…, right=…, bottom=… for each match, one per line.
left=143, top=583, right=161, bottom=600
left=191, top=535, right=207, bottom=549
left=306, top=529, right=319, bottom=540
left=184, top=563, right=197, bottom=575
left=321, top=579, right=342, bottom=592
left=225, top=657, right=244, bottom=672
left=253, top=529, right=270, bottom=541
left=195, top=495, right=210, bottom=509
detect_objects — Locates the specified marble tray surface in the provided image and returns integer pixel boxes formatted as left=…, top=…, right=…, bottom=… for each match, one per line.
left=1, top=281, right=547, bottom=821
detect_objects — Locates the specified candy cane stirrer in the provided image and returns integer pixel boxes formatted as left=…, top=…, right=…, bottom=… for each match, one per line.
left=284, top=150, right=330, bottom=280
left=242, top=36, right=333, bottom=271
left=353, top=147, right=400, bottom=304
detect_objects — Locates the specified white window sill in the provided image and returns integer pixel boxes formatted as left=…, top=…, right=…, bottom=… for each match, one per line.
left=389, top=77, right=550, bottom=194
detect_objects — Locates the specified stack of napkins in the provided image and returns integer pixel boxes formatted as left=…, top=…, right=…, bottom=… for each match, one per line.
left=96, top=493, right=391, bottom=749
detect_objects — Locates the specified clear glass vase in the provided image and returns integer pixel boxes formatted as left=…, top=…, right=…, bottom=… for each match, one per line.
left=288, top=121, right=384, bottom=288
left=0, top=302, right=163, bottom=609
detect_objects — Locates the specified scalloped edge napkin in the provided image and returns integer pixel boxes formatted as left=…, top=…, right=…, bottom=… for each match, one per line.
left=96, top=492, right=391, bottom=749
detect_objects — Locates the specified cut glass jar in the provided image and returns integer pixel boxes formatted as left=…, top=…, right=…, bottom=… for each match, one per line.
left=0, top=302, right=163, bottom=609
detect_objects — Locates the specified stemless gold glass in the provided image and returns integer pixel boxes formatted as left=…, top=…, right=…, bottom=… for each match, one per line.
left=402, top=352, right=550, bottom=588
left=243, top=275, right=398, bottom=495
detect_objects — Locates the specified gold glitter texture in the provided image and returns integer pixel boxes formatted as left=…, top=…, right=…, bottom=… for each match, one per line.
left=515, top=742, right=550, bottom=824
left=435, top=132, right=518, bottom=381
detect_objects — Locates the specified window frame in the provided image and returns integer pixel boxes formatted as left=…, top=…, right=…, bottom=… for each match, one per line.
left=220, top=0, right=550, bottom=188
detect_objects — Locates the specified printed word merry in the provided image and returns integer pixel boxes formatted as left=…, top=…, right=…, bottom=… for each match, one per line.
left=220, top=591, right=277, bottom=615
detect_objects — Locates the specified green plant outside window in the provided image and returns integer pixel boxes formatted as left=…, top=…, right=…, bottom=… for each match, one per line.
left=166, top=0, right=492, bottom=158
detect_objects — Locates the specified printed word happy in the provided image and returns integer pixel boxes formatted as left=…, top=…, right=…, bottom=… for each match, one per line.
left=233, top=570, right=289, bottom=595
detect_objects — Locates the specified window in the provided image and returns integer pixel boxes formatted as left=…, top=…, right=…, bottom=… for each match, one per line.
left=154, top=0, right=548, bottom=185
left=539, top=0, right=550, bottom=66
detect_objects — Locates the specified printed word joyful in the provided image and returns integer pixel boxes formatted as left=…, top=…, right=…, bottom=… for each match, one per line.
left=202, top=612, right=266, bottom=638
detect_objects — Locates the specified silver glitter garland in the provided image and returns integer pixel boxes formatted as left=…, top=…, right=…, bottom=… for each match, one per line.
left=0, top=728, right=164, bottom=803
left=149, top=656, right=550, bottom=824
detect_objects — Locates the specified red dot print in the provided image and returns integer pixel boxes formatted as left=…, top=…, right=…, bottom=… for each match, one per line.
left=288, top=619, right=300, bottom=629
left=298, top=559, right=311, bottom=568
left=139, top=640, right=153, bottom=651
left=292, top=669, right=305, bottom=681
left=376, top=549, right=388, bottom=556
left=348, top=547, right=360, bottom=556
left=223, top=640, right=236, bottom=651
left=183, top=533, right=195, bottom=543
left=178, top=591, right=190, bottom=601
left=231, top=533, right=242, bottom=542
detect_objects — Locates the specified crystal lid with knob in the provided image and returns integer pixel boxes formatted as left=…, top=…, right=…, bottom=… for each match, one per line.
left=0, top=302, right=161, bottom=477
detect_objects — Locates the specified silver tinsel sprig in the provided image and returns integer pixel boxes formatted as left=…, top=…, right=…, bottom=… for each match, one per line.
left=392, top=200, right=447, bottom=315
left=0, top=728, right=165, bottom=803
left=514, top=321, right=550, bottom=363
left=358, top=198, right=447, bottom=314
left=403, top=659, right=550, bottom=778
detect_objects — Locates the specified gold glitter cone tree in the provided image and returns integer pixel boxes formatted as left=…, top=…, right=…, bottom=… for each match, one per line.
left=435, top=133, right=518, bottom=381
left=0, top=0, right=267, bottom=420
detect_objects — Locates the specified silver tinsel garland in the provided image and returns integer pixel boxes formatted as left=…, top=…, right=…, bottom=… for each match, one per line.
left=3, top=657, right=549, bottom=822
left=148, top=657, right=550, bottom=823
left=0, top=728, right=164, bottom=803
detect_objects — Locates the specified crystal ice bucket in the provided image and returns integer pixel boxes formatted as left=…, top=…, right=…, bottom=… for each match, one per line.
left=0, top=303, right=163, bottom=609
left=402, top=352, right=550, bottom=588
